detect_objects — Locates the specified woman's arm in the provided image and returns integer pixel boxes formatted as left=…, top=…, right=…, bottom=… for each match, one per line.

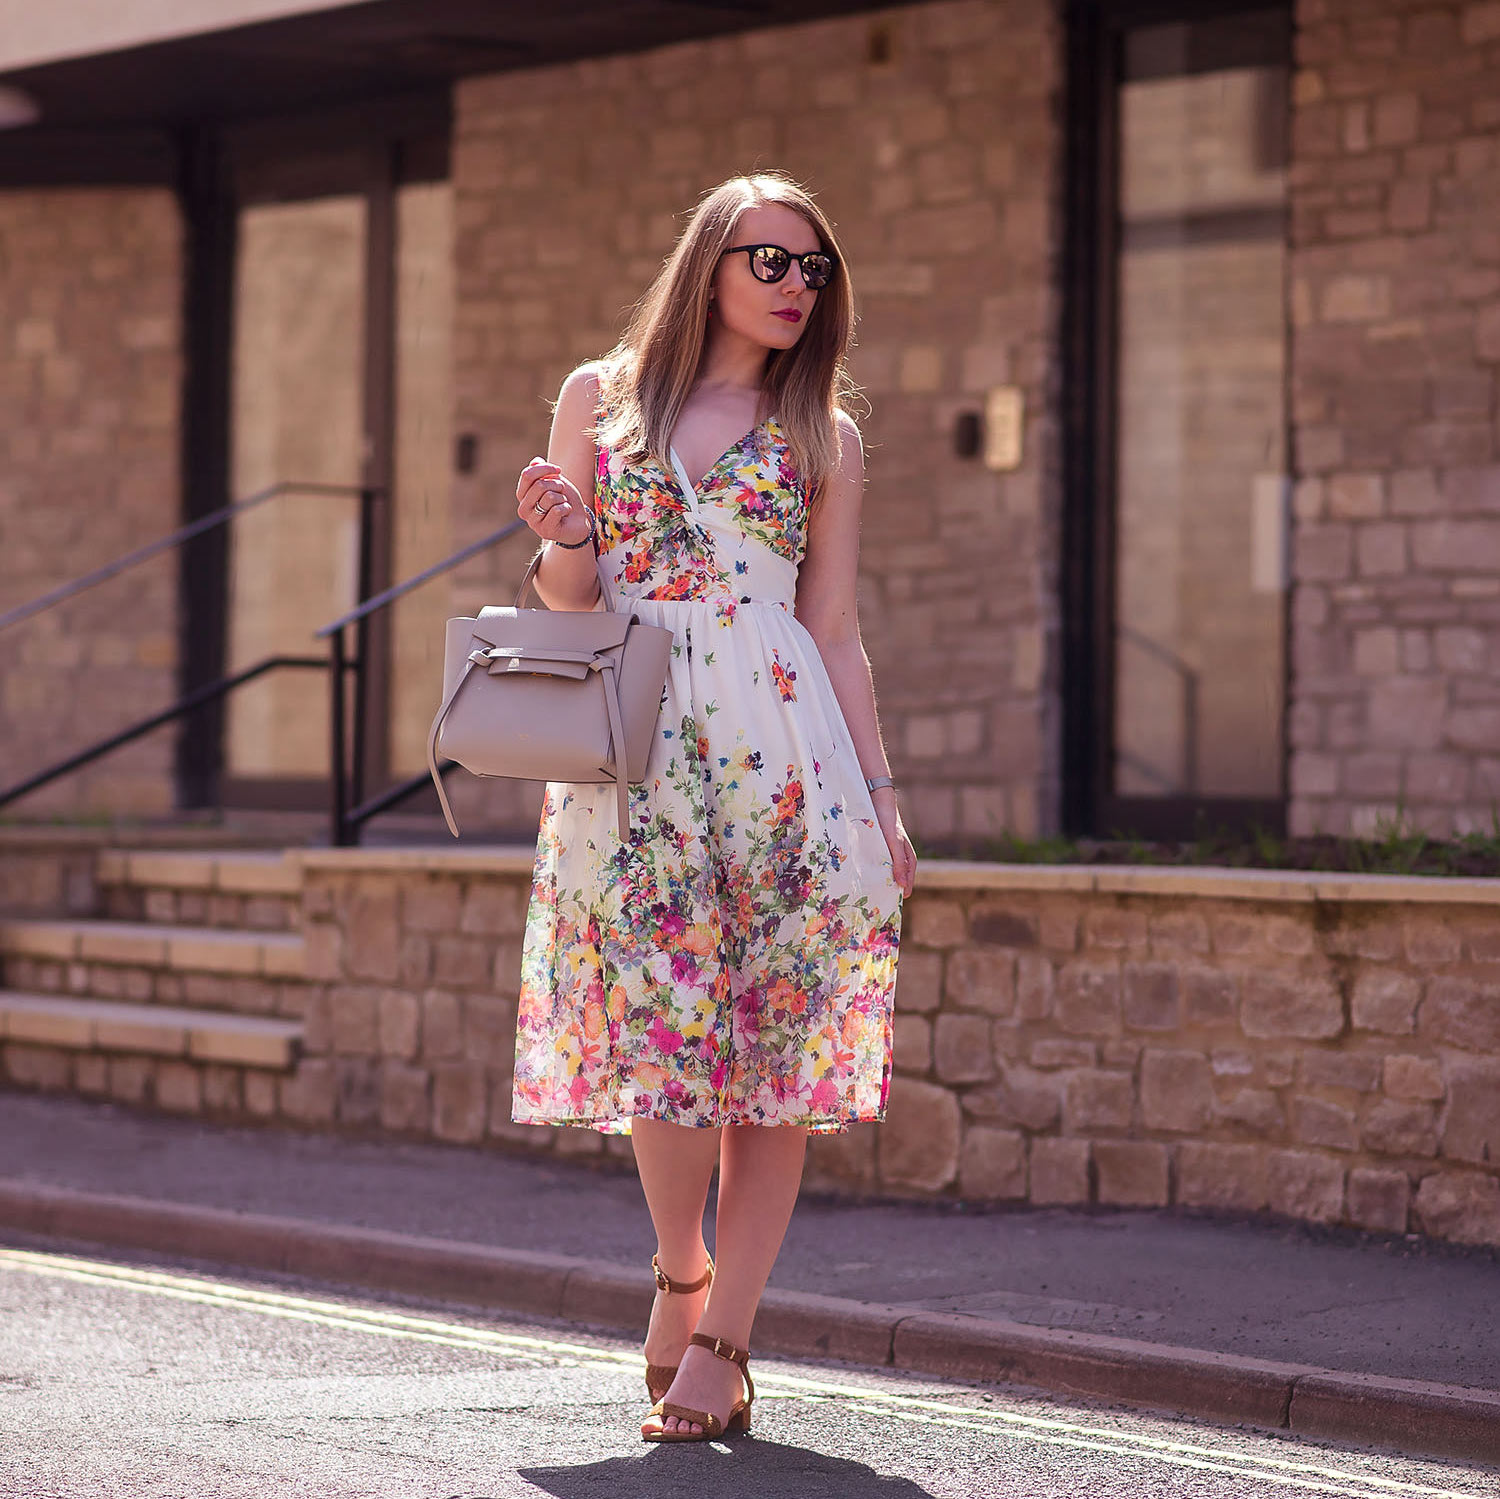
left=517, top=363, right=603, bottom=611
left=794, top=412, right=917, bottom=896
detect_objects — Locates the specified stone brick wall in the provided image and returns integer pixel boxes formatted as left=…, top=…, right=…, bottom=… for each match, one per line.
left=1288, top=0, right=1500, bottom=839
left=447, top=0, right=1062, bottom=845
left=290, top=851, right=1500, bottom=1250
left=0, top=188, right=183, bottom=817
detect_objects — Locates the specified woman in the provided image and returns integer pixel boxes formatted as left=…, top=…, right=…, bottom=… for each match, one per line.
left=511, top=171, right=915, bottom=1442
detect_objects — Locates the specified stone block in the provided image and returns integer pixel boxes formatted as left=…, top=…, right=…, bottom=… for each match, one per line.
left=279, top=1058, right=336, bottom=1123
left=1038, top=903, right=1081, bottom=952
left=154, top=1061, right=202, bottom=1115
left=328, top=985, right=380, bottom=1056
left=1267, top=1151, right=1345, bottom=1225
left=302, top=921, right=342, bottom=982
left=963, top=1064, right=1061, bottom=1131
left=432, top=1061, right=488, bottom=1143
left=968, top=906, right=1038, bottom=948
left=944, top=948, right=1015, bottom=1016
left=403, top=878, right=461, bottom=933
left=1299, top=1051, right=1381, bottom=1092
left=1404, top=919, right=1462, bottom=965
left=464, top=995, right=518, bottom=1072
left=1140, top=1049, right=1213, bottom=1133
left=422, top=990, right=464, bottom=1060
left=335, top=1057, right=381, bottom=1125
left=933, top=1013, right=994, bottom=1084
left=1054, top=961, right=1121, bottom=1036
left=398, top=935, right=432, bottom=988
left=1218, top=1088, right=1285, bottom=1136
left=1351, top=969, right=1420, bottom=1034
left=1421, top=978, right=1500, bottom=1051
left=1414, top=1170, right=1500, bottom=1246
left=1363, top=1099, right=1438, bottom=1158
left=1082, top=908, right=1149, bottom=951
left=893, top=1014, right=932, bottom=1074
left=1030, top=1038, right=1096, bottom=1069
left=894, top=948, right=942, bottom=1014
left=1094, top=1141, right=1169, bottom=1207
left=108, top=1055, right=151, bottom=1104
left=1383, top=1055, right=1443, bottom=1102
left=907, top=897, right=968, bottom=949
left=1062, top=1070, right=1134, bottom=1132
left=379, top=1061, right=430, bottom=1132
left=1149, top=911, right=1210, bottom=955
left=433, top=936, right=492, bottom=989
left=958, top=1126, right=1026, bottom=1200
left=244, top=1071, right=278, bottom=1118
left=378, top=989, right=421, bottom=1060
left=1028, top=1137, right=1090, bottom=1205
left=1442, top=1057, right=1500, bottom=1165
left=1183, top=968, right=1238, bottom=1024
left=1176, top=1143, right=1267, bottom=1213
left=1294, top=1096, right=1359, bottom=1152
left=201, top=1065, right=241, bottom=1114
left=1240, top=970, right=1344, bottom=1040
left=1122, top=963, right=1180, bottom=1030
left=459, top=881, right=525, bottom=936
left=1015, top=953, right=1054, bottom=1020
left=345, top=879, right=401, bottom=982
left=1347, top=1167, right=1411, bottom=1234
left=878, top=1077, right=961, bottom=1192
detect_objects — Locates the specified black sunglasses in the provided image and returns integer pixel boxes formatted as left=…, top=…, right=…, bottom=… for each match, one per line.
left=722, top=243, right=837, bottom=290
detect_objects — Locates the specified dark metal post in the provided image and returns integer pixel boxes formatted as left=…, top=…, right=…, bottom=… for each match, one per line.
left=348, top=485, right=378, bottom=844
left=329, top=628, right=349, bottom=847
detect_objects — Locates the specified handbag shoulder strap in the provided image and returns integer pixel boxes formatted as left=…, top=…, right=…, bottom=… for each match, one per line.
left=514, top=546, right=618, bottom=614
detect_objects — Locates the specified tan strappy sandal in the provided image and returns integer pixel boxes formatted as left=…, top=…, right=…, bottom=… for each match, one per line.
left=643, top=1253, right=715, bottom=1404
left=642, top=1331, right=755, bottom=1442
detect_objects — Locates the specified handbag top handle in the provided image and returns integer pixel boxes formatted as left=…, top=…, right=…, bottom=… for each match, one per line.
left=515, top=545, right=619, bottom=614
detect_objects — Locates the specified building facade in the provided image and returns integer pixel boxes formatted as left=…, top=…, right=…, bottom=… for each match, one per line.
left=0, top=0, right=1496, bottom=849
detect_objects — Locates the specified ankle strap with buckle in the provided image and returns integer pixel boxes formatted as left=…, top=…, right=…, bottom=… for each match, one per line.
left=652, top=1252, right=714, bottom=1294
left=688, top=1331, right=754, bottom=1405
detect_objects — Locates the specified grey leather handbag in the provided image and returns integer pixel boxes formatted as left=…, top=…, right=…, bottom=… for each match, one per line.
left=426, top=549, right=672, bottom=840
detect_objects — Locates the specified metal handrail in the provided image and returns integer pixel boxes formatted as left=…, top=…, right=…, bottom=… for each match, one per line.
left=317, top=517, right=531, bottom=846
left=0, top=655, right=325, bottom=812
left=0, top=481, right=374, bottom=637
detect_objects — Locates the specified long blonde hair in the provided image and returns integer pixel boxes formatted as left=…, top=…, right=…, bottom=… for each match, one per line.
left=596, top=172, right=857, bottom=499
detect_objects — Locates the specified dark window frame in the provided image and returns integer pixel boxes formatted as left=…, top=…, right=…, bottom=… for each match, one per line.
left=1060, top=0, right=1293, bottom=844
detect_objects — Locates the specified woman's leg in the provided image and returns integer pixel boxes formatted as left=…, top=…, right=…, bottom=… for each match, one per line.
left=643, top=1121, right=809, bottom=1436
left=630, top=1118, right=721, bottom=1382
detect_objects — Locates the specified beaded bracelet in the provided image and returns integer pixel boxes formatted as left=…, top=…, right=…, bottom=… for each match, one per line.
left=553, top=506, right=599, bottom=554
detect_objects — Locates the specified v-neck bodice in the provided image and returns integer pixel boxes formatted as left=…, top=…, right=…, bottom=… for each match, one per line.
left=594, top=411, right=809, bottom=617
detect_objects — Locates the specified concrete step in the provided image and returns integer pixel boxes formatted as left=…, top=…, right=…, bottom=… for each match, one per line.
left=0, top=991, right=301, bottom=1069
left=95, top=851, right=303, bottom=931
left=0, top=917, right=304, bottom=978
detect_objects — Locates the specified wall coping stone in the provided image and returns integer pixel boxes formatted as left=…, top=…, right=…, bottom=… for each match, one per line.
left=295, top=846, right=1500, bottom=905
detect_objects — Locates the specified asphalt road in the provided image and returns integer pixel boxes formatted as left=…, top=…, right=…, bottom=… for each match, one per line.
left=2, top=1241, right=1495, bottom=1499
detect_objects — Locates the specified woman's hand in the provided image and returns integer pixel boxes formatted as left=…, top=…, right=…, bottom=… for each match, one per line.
left=873, top=788, right=916, bottom=897
left=517, top=457, right=593, bottom=547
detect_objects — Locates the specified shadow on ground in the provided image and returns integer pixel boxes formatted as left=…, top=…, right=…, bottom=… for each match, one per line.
left=519, top=1439, right=935, bottom=1497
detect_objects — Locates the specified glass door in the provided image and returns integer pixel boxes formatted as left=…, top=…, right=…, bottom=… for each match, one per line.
left=1063, top=4, right=1292, bottom=840
left=224, top=193, right=366, bottom=785
left=212, top=128, right=452, bottom=812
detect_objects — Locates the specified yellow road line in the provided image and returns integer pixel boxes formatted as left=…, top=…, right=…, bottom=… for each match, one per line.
left=0, top=1246, right=1484, bottom=1499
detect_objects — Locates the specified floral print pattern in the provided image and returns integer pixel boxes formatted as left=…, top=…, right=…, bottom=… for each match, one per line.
left=513, top=414, right=902, bottom=1134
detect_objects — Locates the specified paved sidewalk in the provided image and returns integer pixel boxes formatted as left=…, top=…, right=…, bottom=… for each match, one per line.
left=3, top=1089, right=1496, bottom=1386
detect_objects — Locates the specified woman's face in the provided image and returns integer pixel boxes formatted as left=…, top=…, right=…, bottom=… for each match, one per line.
left=710, top=203, right=824, bottom=353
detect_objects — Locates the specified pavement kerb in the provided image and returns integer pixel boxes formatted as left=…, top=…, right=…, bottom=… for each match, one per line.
left=1, top=1179, right=1497, bottom=1468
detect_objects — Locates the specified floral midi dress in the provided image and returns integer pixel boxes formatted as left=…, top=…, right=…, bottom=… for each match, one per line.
left=512, top=413, right=902, bottom=1135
